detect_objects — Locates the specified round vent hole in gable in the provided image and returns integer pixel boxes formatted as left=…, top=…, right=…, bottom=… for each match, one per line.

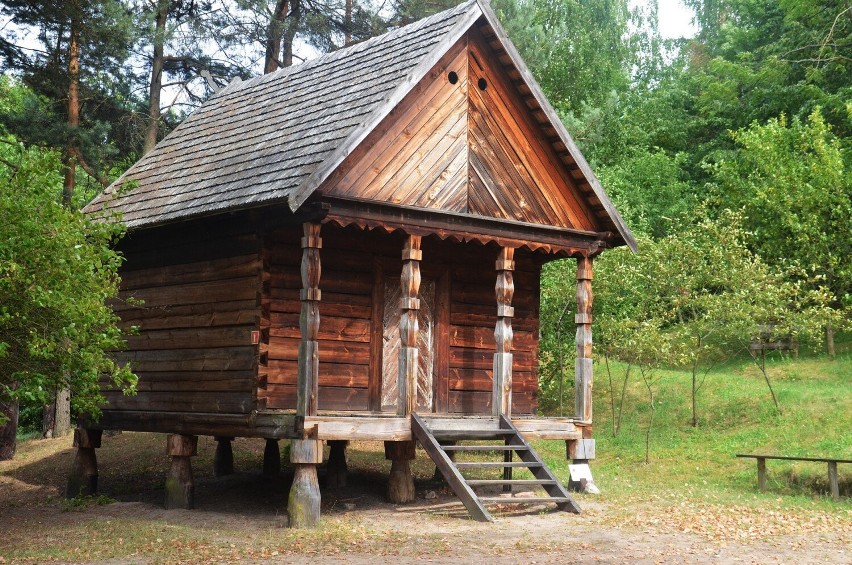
left=478, top=78, right=487, bottom=90
left=448, top=71, right=458, bottom=84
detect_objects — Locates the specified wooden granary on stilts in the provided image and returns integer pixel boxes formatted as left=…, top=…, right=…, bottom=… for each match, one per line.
left=78, top=0, right=635, bottom=525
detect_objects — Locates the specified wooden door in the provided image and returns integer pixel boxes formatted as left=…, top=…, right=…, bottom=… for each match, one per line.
left=381, top=278, right=435, bottom=412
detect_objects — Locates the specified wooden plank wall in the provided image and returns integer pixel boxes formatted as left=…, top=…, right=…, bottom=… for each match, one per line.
left=105, top=217, right=262, bottom=414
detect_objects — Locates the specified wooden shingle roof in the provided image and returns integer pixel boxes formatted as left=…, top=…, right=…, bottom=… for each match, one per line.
left=85, top=0, right=636, bottom=252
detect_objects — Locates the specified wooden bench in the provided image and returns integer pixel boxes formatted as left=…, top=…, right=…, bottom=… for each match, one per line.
left=736, top=454, right=851, bottom=500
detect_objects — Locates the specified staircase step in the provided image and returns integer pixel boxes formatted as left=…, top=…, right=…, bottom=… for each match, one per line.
left=455, top=461, right=542, bottom=469
left=431, top=429, right=513, bottom=439
left=412, top=413, right=581, bottom=520
left=442, top=444, right=526, bottom=452
left=466, top=479, right=557, bottom=486
left=479, top=496, right=575, bottom=504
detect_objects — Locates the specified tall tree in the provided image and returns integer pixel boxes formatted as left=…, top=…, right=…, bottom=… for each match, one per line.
left=0, top=0, right=137, bottom=199
left=0, top=126, right=135, bottom=459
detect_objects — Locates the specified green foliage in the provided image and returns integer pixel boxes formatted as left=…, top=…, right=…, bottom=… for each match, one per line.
left=0, top=134, right=135, bottom=424
left=492, top=0, right=643, bottom=116
left=711, top=110, right=852, bottom=322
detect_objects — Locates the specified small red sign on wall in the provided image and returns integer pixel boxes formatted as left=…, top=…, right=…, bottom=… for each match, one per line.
left=251, top=330, right=260, bottom=345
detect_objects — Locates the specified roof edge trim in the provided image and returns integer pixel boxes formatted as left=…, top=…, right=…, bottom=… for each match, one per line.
left=287, top=1, right=484, bottom=212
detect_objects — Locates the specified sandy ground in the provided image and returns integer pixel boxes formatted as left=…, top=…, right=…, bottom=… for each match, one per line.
left=1, top=434, right=849, bottom=564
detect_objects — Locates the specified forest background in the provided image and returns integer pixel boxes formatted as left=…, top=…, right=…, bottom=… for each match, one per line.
left=0, top=0, right=849, bottom=459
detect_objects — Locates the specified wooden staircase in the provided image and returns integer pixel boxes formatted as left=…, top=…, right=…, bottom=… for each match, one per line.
left=411, top=413, right=581, bottom=522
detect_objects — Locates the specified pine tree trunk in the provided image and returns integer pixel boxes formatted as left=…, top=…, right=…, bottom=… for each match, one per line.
left=54, top=387, right=70, bottom=437
left=0, top=394, right=19, bottom=461
left=42, top=400, right=56, bottom=439
left=263, top=0, right=290, bottom=73
left=63, top=14, right=80, bottom=207
left=282, top=0, right=301, bottom=67
left=344, top=0, right=352, bottom=46
left=144, top=0, right=169, bottom=154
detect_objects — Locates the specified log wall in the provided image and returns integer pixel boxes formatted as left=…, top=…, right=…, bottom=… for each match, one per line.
left=105, top=217, right=263, bottom=414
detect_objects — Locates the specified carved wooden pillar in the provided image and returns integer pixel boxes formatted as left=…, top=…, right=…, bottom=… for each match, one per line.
left=398, top=234, right=422, bottom=416
left=288, top=222, right=322, bottom=528
left=575, top=256, right=593, bottom=423
left=165, top=434, right=197, bottom=509
left=296, top=222, right=322, bottom=429
left=66, top=428, right=101, bottom=498
left=492, top=247, right=515, bottom=418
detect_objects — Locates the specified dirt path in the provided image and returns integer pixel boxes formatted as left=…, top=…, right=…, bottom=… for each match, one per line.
left=1, top=435, right=849, bottom=564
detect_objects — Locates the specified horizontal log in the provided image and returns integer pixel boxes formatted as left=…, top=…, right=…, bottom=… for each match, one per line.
left=266, top=362, right=369, bottom=388
left=102, top=370, right=256, bottom=393
left=269, top=314, right=371, bottom=343
left=119, top=301, right=260, bottom=331
left=260, top=384, right=369, bottom=411
left=268, top=288, right=372, bottom=307
left=91, top=410, right=278, bottom=438
left=267, top=246, right=375, bottom=274
left=120, top=254, right=261, bottom=291
left=448, top=326, right=536, bottom=350
left=451, top=282, right=535, bottom=308
left=268, top=269, right=373, bottom=295
left=102, top=391, right=254, bottom=413
left=449, top=306, right=537, bottom=332
left=115, top=277, right=258, bottom=310
left=124, top=325, right=257, bottom=351
left=266, top=338, right=370, bottom=364
left=121, top=233, right=260, bottom=272
left=113, top=346, right=256, bottom=372
left=448, top=369, right=536, bottom=392
left=446, top=264, right=537, bottom=287
left=307, top=416, right=411, bottom=441
left=448, top=390, right=536, bottom=415
left=449, top=347, right=534, bottom=370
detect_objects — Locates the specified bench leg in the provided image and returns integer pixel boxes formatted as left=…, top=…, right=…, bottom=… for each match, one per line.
left=828, top=461, right=839, bottom=500
left=757, top=457, right=766, bottom=491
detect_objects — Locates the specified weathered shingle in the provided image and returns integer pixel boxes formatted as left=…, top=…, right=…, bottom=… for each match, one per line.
left=85, top=1, right=479, bottom=228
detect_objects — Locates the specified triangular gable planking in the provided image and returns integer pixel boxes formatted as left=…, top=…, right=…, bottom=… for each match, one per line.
left=319, top=23, right=600, bottom=233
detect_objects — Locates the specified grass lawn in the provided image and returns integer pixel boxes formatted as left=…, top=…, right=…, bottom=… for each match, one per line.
left=0, top=352, right=849, bottom=563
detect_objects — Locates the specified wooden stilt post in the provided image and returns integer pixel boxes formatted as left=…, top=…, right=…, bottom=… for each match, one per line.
left=165, top=434, right=197, bottom=509
left=492, top=247, right=515, bottom=418
left=326, top=440, right=348, bottom=489
left=66, top=428, right=101, bottom=498
left=213, top=437, right=234, bottom=477
left=385, top=440, right=416, bottom=503
left=575, top=256, right=594, bottom=424
left=288, top=222, right=322, bottom=528
left=288, top=439, right=323, bottom=528
left=398, top=234, right=422, bottom=417
left=263, top=439, right=280, bottom=476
